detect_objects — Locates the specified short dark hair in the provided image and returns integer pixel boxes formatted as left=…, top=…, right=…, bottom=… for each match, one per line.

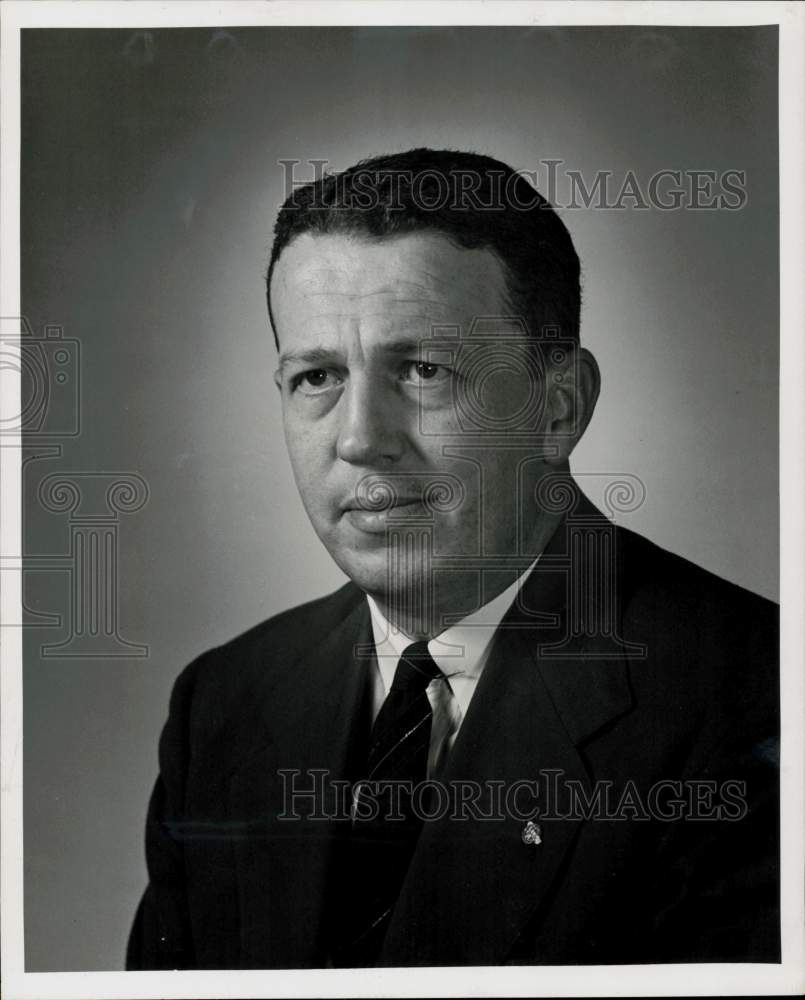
left=266, top=148, right=580, bottom=347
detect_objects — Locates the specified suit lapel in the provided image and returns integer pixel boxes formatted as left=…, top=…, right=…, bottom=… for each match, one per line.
left=378, top=504, right=635, bottom=966
left=226, top=594, right=373, bottom=967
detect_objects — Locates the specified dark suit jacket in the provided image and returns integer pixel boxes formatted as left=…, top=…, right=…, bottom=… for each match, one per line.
left=127, top=498, right=779, bottom=968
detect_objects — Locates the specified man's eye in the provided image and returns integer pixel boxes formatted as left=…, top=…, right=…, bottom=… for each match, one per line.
left=403, top=361, right=451, bottom=385
left=293, top=369, right=341, bottom=394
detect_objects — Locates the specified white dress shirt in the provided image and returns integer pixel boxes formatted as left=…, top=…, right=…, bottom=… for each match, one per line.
left=366, top=556, right=540, bottom=777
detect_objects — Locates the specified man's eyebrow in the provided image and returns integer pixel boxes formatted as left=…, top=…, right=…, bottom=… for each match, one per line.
left=278, top=338, right=443, bottom=369
left=379, top=338, right=442, bottom=356
left=278, top=346, right=340, bottom=369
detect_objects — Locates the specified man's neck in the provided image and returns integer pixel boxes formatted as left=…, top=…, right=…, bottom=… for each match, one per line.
left=368, top=511, right=563, bottom=640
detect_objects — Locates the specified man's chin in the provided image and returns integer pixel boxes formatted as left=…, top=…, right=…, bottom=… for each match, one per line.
left=326, top=542, right=431, bottom=601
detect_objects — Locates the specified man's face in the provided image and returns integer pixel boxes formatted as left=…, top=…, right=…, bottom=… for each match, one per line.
left=271, top=231, right=560, bottom=609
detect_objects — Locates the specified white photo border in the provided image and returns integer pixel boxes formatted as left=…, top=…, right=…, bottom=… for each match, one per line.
left=2, top=2, right=803, bottom=998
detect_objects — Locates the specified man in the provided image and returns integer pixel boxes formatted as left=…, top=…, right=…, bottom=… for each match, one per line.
left=127, top=149, right=779, bottom=969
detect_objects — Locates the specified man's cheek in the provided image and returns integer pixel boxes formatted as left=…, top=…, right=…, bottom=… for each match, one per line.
left=287, top=436, right=320, bottom=478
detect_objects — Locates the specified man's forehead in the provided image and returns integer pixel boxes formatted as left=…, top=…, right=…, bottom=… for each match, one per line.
left=271, top=231, right=509, bottom=315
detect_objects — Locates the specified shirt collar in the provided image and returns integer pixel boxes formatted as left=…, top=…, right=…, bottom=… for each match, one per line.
left=367, top=555, right=540, bottom=709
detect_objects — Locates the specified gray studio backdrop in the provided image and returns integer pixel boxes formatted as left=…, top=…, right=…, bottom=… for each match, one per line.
left=21, top=26, right=778, bottom=970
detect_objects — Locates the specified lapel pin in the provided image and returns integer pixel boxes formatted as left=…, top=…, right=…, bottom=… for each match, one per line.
left=522, top=820, right=542, bottom=846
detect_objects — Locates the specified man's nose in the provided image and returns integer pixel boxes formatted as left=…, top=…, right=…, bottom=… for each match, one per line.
left=336, top=378, right=406, bottom=466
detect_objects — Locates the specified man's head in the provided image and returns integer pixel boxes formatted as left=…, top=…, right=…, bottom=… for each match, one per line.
left=267, top=149, right=599, bottom=634
left=267, top=148, right=580, bottom=349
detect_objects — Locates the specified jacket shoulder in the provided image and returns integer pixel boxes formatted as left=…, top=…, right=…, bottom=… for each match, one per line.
left=618, top=525, right=777, bottom=630
left=616, top=525, right=778, bottom=736
left=207, top=579, right=364, bottom=663
left=167, top=580, right=365, bottom=726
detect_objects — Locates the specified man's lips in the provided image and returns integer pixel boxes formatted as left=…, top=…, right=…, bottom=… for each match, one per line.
left=341, top=497, right=427, bottom=533
left=341, top=497, right=423, bottom=513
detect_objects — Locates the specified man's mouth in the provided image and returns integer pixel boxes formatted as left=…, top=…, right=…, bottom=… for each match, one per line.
left=341, top=497, right=426, bottom=533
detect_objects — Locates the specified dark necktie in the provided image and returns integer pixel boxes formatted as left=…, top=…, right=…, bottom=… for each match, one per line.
left=333, top=640, right=443, bottom=966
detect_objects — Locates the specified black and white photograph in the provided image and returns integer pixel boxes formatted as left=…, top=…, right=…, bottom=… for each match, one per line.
left=1, top=2, right=803, bottom=997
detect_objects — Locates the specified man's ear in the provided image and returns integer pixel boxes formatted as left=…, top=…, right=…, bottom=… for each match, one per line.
left=542, top=347, right=600, bottom=465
